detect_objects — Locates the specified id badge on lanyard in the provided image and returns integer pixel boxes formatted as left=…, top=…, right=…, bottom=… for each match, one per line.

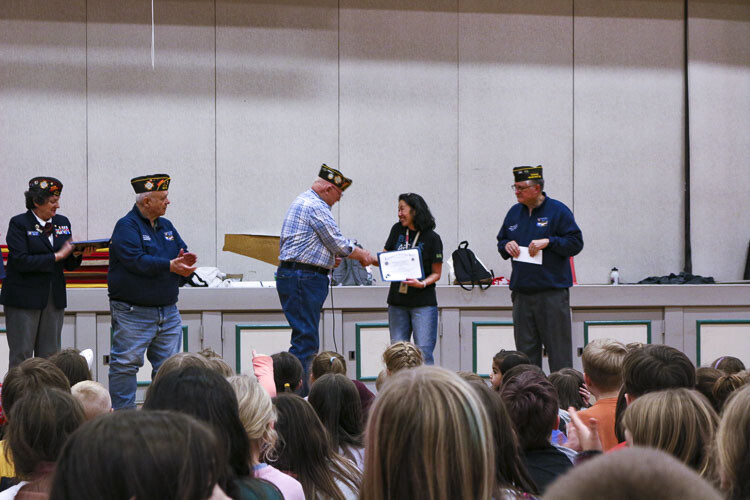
left=399, top=230, right=421, bottom=294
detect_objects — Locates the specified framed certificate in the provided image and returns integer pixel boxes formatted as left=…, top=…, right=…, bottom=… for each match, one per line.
left=378, top=248, right=424, bottom=282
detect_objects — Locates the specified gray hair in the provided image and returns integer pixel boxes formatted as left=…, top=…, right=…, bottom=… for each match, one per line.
left=135, top=192, right=151, bottom=205
left=529, top=179, right=545, bottom=190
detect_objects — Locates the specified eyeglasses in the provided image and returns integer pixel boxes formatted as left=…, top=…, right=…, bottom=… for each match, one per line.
left=511, top=184, right=534, bottom=192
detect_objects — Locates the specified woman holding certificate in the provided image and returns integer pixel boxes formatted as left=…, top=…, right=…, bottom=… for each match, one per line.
left=374, top=193, right=443, bottom=365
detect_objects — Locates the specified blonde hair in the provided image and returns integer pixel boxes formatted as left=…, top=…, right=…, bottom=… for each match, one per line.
left=362, top=366, right=494, bottom=500
left=714, top=384, right=750, bottom=498
left=311, top=351, right=347, bottom=381
left=581, top=338, right=627, bottom=391
left=382, top=341, right=423, bottom=374
left=152, top=352, right=211, bottom=385
left=198, top=348, right=234, bottom=377
left=71, top=381, right=111, bottom=420
left=622, top=388, right=718, bottom=476
left=228, top=374, right=277, bottom=463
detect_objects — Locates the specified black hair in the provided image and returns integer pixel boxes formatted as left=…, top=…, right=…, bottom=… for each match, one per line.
left=49, top=349, right=92, bottom=387
left=272, top=352, right=304, bottom=394
left=308, top=373, right=364, bottom=463
left=501, top=363, right=544, bottom=388
left=24, top=188, right=52, bottom=210
left=548, top=368, right=587, bottom=411
left=398, top=193, right=436, bottom=232
left=499, top=352, right=532, bottom=375
left=6, top=388, right=85, bottom=479
left=623, top=345, right=695, bottom=398
left=142, top=366, right=252, bottom=496
left=50, top=410, right=225, bottom=500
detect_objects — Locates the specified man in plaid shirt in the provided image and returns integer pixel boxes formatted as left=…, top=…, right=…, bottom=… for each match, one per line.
left=277, top=165, right=373, bottom=392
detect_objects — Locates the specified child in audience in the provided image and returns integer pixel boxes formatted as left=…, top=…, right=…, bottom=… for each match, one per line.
left=198, top=347, right=235, bottom=377
left=382, top=341, right=423, bottom=375
left=576, top=339, right=627, bottom=451
left=1, top=388, right=84, bottom=499
left=714, top=384, right=750, bottom=500
left=310, top=351, right=374, bottom=418
left=271, top=352, right=304, bottom=394
left=272, top=393, right=360, bottom=499
left=712, top=373, right=748, bottom=413
left=70, top=381, right=111, bottom=420
left=621, top=388, right=718, bottom=477
left=695, top=367, right=724, bottom=413
left=544, top=448, right=723, bottom=500
left=48, top=349, right=91, bottom=387
left=143, top=366, right=282, bottom=499
left=490, top=350, right=531, bottom=390
left=0, top=359, right=70, bottom=480
left=500, top=371, right=572, bottom=493
left=229, top=374, right=304, bottom=500
left=308, top=374, right=365, bottom=470
left=549, top=368, right=588, bottom=413
left=710, top=356, right=745, bottom=374
left=463, top=377, right=539, bottom=498
left=51, top=410, right=232, bottom=500
left=362, top=366, right=494, bottom=500
left=374, top=370, right=387, bottom=392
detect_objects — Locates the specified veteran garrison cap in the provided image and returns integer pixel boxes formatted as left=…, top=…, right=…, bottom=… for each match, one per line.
left=131, top=174, right=171, bottom=194
left=513, top=165, right=543, bottom=183
left=318, top=164, right=352, bottom=191
left=28, top=177, right=63, bottom=196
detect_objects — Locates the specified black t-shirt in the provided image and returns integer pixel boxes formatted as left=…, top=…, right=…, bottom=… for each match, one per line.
left=383, top=223, right=443, bottom=307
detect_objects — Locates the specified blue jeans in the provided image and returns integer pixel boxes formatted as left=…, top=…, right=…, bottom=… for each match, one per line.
left=109, top=300, right=182, bottom=410
left=388, top=305, right=438, bottom=365
left=276, top=267, right=330, bottom=385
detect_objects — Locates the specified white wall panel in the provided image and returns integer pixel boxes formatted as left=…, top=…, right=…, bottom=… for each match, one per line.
left=688, top=2, right=750, bottom=281
left=215, top=0, right=339, bottom=280
left=458, top=1, right=573, bottom=281
left=0, top=1, right=87, bottom=239
left=573, top=1, right=685, bottom=284
left=86, top=0, right=216, bottom=262
left=339, top=0, right=459, bottom=282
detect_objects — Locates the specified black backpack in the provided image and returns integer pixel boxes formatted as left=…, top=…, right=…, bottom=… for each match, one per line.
left=452, top=241, right=494, bottom=290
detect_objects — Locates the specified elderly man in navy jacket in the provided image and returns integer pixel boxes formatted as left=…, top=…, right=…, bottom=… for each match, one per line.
left=497, top=166, right=583, bottom=372
left=107, top=174, right=197, bottom=410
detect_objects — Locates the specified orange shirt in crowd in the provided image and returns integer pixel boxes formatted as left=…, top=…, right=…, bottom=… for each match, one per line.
left=577, top=397, right=619, bottom=451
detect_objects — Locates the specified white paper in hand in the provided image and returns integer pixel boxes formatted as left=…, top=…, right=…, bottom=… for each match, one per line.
left=512, top=246, right=543, bottom=265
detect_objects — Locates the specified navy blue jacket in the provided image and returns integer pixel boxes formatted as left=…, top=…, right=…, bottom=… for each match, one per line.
left=497, top=194, right=583, bottom=291
left=0, top=211, right=82, bottom=309
left=108, top=206, right=188, bottom=306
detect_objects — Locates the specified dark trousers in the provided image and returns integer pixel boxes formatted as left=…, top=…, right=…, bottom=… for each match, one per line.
left=511, top=288, right=573, bottom=373
left=4, top=286, right=63, bottom=368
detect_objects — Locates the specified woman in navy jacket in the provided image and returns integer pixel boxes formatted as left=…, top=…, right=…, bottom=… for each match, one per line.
left=0, top=177, right=84, bottom=368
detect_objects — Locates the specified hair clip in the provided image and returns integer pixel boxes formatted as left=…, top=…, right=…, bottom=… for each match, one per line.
left=330, top=357, right=336, bottom=364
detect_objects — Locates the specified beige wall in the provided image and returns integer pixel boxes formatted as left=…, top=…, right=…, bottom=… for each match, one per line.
left=1, top=1, right=748, bottom=283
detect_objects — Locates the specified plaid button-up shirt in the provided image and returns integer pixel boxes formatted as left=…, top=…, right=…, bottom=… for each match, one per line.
left=279, top=189, right=354, bottom=269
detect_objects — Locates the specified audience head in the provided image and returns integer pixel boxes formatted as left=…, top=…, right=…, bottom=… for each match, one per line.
left=273, top=393, right=360, bottom=499
left=311, top=351, right=347, bottom=383
left=712, top=374, right=748, bottom=413
left=500, top=371, right=559, bottom=450
left=48, top=348, right=92, bottom=387
left=544, top=447, right=723, bottom=500
left=491, top=350, right=530, bottom=389
left=143, top=366, right=251, bottom=491
left=711, top=356, right=745, bottom=374
left=362, top=366, right=494, bottom=500
left=549, top=368, right=587, bottom=411
left=152, top=352, right=212, bottom=385
left=375, top=370, right=387, bottom=391
left=71, top=381, right=112, bottom=420
left=714, top=384, right=750, bottom=500
left=695, top=367, right=724, bottom=413
left=622, top=388, right=718, bottom=476
left=227, top=374, right=277, bottom=465
left=622, top=344, right=695, bottom=401
left=6, top=388, right=85, bottom=480
left=51, top=410, right=229, bottom=500
left=2, top=358, right=70, bottom=417
left=308, top=373, right=363, bottom=462
left=197, top=347, right=235, bottom=377
left=500, top=363, right=545, bottom=388
left=463, top=377, right=539, bottom=496
left=382, top=341, right=423, bottom=375
left=272, top=352, right=304, bottom=393
left=581, top=338, right=627, bottom=393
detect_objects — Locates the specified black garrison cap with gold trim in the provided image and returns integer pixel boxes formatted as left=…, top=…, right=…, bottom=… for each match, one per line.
left=513, top=165, right=543, bottom=183
left=131, top=174, right=171, bottom=194
left=318, top=164, right=352, bottom=191
left=29, top=177, right=63, bottom=196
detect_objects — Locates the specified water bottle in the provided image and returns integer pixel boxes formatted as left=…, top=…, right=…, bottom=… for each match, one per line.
left=609, top=267, right=620, bottom=285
